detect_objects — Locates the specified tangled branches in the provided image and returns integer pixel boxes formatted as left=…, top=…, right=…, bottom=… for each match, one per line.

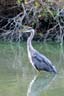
left=0, top=0, right=64, bottom=43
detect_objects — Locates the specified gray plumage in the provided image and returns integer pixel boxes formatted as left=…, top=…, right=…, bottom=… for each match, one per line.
left=32, top=50, right=56, bottom=72
left=24, top=26, right=57, bottom=73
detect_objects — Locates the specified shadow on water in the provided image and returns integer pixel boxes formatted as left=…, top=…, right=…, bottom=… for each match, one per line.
left=27, top=73, right=57, bottom=96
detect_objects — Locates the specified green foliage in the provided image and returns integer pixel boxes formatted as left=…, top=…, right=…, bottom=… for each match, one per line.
left=17, top=0, right=24, bottom=4
left=17, top=0, right=21, bottom=4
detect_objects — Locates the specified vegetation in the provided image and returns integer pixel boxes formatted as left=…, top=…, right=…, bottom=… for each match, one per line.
left=0, top=0, right=64, bottom=43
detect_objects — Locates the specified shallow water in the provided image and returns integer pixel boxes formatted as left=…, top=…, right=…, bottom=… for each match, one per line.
left=0, top=41, right=64, bottom=96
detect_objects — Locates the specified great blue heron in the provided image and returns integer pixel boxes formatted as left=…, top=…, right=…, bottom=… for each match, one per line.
left=23, top=26, right=57, bottom=73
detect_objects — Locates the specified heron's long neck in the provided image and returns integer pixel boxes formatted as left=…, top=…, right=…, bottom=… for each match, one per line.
left=27, top=31, right=35, bottom=50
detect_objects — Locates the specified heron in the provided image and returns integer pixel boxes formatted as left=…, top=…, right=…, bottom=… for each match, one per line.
left=22, top=26, right=57, bottom=73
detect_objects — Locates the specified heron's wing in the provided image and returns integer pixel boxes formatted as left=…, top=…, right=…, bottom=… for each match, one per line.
left=32, top=53, right=46, bottom=71
left=32, top=50, right=56, bottom=73
left=32, top=51, right=43, bottom=63
left=32, top=51, right=52, bottom=70
left=32, top=51, right=51, bottom=64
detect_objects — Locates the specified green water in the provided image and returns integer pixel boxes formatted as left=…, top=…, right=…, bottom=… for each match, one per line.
left=0, top=41, right=64, bottom=96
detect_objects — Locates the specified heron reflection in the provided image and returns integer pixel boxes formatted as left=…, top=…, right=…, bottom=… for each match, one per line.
left=27, top=74, right=56, bottom=96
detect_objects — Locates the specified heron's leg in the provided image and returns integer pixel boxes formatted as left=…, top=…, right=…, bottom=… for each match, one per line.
left=36, top=70, right=41, bottom=75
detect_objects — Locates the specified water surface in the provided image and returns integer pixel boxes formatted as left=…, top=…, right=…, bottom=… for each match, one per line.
left=0, top=41, right=64, bottom=96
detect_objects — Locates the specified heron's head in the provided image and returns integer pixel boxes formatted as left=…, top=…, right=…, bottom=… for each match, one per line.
left=21, top=26, right=34, bottom=33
